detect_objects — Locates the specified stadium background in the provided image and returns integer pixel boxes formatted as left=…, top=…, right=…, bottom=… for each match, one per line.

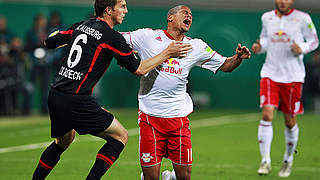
left=0, top=0, right=320, bottom=111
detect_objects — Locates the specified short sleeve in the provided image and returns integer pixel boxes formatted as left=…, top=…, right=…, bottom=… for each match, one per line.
left=195, top=39, right=226, bottom=73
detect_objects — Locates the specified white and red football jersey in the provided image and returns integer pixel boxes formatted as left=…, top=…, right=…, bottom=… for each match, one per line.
left=259, top=9, right=319, bottom=83
left=122, top=29, right=226, bottom=118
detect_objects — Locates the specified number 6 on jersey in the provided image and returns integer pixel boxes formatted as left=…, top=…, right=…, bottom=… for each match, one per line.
left=67, top=34, right=87, bottom=68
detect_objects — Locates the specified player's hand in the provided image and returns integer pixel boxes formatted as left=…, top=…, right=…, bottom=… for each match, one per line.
left=167, top=41, right=192, bottom=58
left=251, top=40, right=261, bottom=54
left=236, top=44, right=251, bottom=59
left=291, top=40, right=302, bottom=55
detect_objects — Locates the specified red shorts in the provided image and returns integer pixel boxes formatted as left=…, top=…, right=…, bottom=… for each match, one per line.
left=260, top=78, right=303, bottom=115
left=138, top=110, right=192, bottom=167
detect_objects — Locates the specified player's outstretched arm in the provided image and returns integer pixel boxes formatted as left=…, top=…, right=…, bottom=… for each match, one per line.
left=134, top=41, right=192, bottom=76
left=44, top=22, right=82, bottom=49
left=219, top=44, right=251, bottom=72
left=44, top=30, right=72, bottom=49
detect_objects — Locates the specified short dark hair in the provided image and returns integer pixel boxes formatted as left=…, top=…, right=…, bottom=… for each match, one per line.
left=167, top=5, right=184, bottom=17
left=167, top=5, right=185, bottom=22
left=94, top=0, right=117, bottom=18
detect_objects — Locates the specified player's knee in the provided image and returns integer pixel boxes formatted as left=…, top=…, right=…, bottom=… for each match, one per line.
left=262, top=112, right=273, bottom=122
left=284, top=114, right=296, bottom=129
left=175, top=168, right=192, bottom=180
left=112, top=128, right=128, bottom=146
left=285, top=119, right=296, bottom=129
left=55, top=130, right=75, bottom=149
left=120, top=128, right=128, bottom=145
left=143, top=173, right=159, bottom=180
left=175, top=169, right=191, bottom=180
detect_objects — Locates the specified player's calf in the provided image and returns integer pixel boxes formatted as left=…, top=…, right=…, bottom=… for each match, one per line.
left=32, top=141, right=66, bottom=180
left=173, top=165, right=191, bottom=180
left=86, top=137, right=125, bottom=180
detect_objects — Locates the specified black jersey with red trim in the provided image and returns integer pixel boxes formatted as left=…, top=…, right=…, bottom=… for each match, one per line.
left=45, top=18, right=140, bottom=95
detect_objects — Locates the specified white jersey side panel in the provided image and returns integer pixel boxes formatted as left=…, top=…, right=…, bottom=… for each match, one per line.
left=122, top=29, right=226, bottom=117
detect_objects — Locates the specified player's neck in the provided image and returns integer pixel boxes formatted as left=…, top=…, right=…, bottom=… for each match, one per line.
left=276, top=8, right=293, bottom=18
left=166, top=28, right=184, bottom=41
left=97, top=17, right=115, bottom=29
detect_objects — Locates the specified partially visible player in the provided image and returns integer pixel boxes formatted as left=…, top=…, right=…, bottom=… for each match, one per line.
left=121, top=5, right=251, bottom=180
left=252, top=0, right=318, bottom=177
left=30, top=0, right=191, bottom=179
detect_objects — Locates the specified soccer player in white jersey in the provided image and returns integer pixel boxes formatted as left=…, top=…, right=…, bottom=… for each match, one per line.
left=121, top=5, right=251, bottom=180
left=252, top=0, right=319, bottom=177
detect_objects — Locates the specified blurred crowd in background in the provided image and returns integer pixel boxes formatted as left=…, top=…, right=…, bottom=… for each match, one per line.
left=0, top=11, right=320, bottom=116
left=0, top=12, right=65, bottom=116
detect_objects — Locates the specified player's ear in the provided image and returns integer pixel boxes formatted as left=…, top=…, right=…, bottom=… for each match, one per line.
left=105, top=6, right=112, bottom=16
left=167, top=15, right=173, bottom=22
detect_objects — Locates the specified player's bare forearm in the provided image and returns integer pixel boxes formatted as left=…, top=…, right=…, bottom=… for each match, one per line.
left=220, top=44, right=251, bottom=72
left=220, top=55, right=243, bottom=72
left=134, top=41, right=191, bottom=76
left=135, top=50, right=171, bottom=76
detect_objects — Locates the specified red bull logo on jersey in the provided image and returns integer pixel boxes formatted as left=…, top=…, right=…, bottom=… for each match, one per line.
left=160, top=66, right=183, bottom=75
left=161, top=58, right=182, bottom=75
left=271, top=31, right=291, bottom=43
left=164, top=58, right=180, bottom=66
left=275, top=31, right=287, bottom=37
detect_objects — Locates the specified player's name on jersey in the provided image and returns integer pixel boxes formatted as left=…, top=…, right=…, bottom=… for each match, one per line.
left=76, top=24, right=102, bottom=40
left=159, top=66, right=182, bottom=75
left=58, top=66, right=83, bottom=81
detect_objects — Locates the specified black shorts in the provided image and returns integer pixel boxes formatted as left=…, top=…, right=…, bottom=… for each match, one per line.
left=48, top=88, right=114, bottom=138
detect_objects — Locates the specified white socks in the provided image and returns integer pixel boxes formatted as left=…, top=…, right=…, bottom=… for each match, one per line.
left=258, top=120, right=273, bottom=164
left=161, top=170, right=176, bottom=180
left=284, top=124, right=299, bottom=163
left=258, top=119, right=299, bottom=164
left=171, top=170, right=176, bottom=180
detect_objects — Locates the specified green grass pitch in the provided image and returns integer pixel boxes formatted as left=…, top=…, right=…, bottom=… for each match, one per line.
left=0, top=109, right=319, bottom=179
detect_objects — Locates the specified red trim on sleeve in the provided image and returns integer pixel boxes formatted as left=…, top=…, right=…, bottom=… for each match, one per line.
left=60, top=30, right=73, bottom=34
left=76, top=43, right=133, bottom=94
left=101, top=43, right=133, bottom=56
left=201, top=52, right=216, bottom=66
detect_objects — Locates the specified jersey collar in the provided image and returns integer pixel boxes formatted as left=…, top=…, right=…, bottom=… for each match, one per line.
left=96, top=17, right=112, bottom=29
left=163, top=30, right=184, bottom=41
left=275, top=8, right=294, bottom=16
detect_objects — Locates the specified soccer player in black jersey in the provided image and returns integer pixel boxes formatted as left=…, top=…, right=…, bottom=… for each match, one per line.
left=31, top=0, right=191, bottom=179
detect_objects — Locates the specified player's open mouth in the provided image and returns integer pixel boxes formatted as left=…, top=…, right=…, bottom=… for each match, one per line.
left=183, top=19, right=191, bottom=27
